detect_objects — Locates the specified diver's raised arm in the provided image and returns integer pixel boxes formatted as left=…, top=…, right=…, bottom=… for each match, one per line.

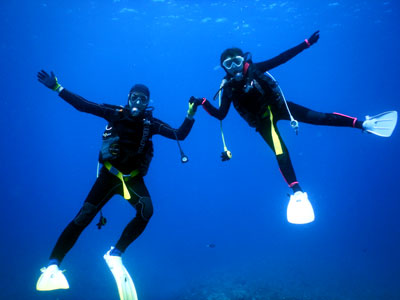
left=254, top=31, right=320, bottom=72
left=151, top=96, right=198, bottom=140
left=152, top=117, right=194, bottom=140
left=37, top=70, right=114, bottom=119
left=192, top=94, right=232, bottom=121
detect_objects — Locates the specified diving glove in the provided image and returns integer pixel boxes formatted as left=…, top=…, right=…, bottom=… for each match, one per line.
left=307, top=30, right=320, bottom=46
left=187, top=96, right=204, bottom=119
left=189, top=96, right=204, bottom=107
left=187, top=101, right=197, bottom=119
left=37, top=70, right=63, bottom=92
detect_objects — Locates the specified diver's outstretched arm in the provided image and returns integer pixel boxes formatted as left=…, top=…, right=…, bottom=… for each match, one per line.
left=254, top=31, right=320, bottom=73
left=191, top=93, right=232, bottom=121
left=151, top=98, right=196, bottom=140
left=152, top=117, right=195, bottom=140
left=37, top=70, right=115, bottom=119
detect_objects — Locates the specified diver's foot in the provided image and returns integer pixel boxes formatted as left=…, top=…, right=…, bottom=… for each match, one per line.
left=362, top=111, right=397, bottom=137
left=109, top=247, right=122, bottom=257
left=104, top=247, right=138, bottom=300
left=287, top=191, right=315, bottom=224
left=104, top=247, right=123, bottom=269
left=36, top=264, right=69, bottom=291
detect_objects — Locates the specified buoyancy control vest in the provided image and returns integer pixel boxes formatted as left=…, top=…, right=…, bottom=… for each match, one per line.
left=99, top=104, right=154, bottom=176
left=226, top=64, right=286, bottom=128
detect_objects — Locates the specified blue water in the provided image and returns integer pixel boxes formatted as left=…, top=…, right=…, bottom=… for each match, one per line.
left=1, top=1, right=399, bottom=299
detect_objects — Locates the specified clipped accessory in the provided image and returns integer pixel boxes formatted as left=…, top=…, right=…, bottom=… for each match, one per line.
left=217, top=79, right=232, bottom=161
left=265, top=72, right=299, bottom=135
left=96, top=210, right=107, bottom=229
left=101, top=136, right=120, bottom=161
left=173, top=131, right=189, bottom=163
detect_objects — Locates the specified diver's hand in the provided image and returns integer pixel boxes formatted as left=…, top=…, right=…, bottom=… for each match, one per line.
left=37, top=70, right=63, bottom=92
left=187, top=101, right=197, bottom=119
left=187, top=96, right=204, bottom=119
left=189, top=96, right=205, bottom=107
left=307, top=31, right=320, bottom=46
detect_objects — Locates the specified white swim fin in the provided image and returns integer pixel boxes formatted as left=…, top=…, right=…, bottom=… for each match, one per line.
left=36, top=264, right=69, bottom=291
left=287, top=191, right=315, bottom=224
left=104, top=247, right=138, bottom=300
left=362, top=111, right=397, bottom=137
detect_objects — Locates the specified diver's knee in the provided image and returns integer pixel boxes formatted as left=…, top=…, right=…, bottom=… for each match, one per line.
left=276, top=151, right=290, bottom=163
left=73, top=202, right=97, bottom=226
left=136, top=197, right=153, bottom=221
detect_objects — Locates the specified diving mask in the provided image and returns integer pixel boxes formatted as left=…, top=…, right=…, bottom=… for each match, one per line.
left=222, top=56, right=244, bottom=70
left=128, top=92, right=149, bottom=116
left=222, top=56, right=244, bottom=80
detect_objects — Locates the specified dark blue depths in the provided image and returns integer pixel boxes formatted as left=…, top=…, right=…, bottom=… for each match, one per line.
left=0, top=1, right=399, bottom=299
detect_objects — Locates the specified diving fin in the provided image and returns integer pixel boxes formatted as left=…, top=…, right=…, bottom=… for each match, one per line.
left=362, top=111, right=397, bottom=137
left=104, top=248, right=138, bottom=300
left=287, top=191, right=315, bottom=224
left=36, top=264, right=69, bottom=291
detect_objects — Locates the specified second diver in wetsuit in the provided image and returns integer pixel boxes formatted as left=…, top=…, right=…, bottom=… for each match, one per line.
left=190, top=31, right=397, bottom=224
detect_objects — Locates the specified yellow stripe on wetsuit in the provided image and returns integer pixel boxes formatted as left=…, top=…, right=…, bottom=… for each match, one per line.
left=265, top=106, right=283, bottom=155
left=104, top=161, right=139, bottom=200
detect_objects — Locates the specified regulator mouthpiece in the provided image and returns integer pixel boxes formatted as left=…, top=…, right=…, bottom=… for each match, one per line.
left=233, top=72, right=243, bottom=81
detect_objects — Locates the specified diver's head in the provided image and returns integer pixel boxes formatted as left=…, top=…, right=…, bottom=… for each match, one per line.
left=128, top=84, right=150, bottom=116
left=220, top=47, right=245, bottom=80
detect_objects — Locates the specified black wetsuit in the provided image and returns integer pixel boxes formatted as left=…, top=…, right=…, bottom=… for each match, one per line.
left=202, top=41, right=363, bottom=192
left=50, top=89, right=194, bottom=263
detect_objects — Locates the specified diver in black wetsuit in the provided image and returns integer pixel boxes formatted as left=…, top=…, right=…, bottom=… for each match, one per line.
left=36, top=70, right=197, bottom=292
left=190, top=31, right=397, bottom=224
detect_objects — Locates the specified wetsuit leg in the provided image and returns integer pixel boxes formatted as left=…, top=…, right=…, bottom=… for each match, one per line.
left=261, top=101, right=363, bottom=192
left=279, top=102, right=363, bottom=128
left=50, top=167, right=121, bottom=264
left=114, top=176, right=153, bottom=253
left=257, top=116, right=302, bottom=193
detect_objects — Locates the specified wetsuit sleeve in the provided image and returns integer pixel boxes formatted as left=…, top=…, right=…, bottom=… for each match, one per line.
left=152, top=117, right=195, bottom=140
left=253, top=41, right=309, bottom=72
left=202, top=91, right=232, bottom=121
left=58, top=89, right=116, bottom=120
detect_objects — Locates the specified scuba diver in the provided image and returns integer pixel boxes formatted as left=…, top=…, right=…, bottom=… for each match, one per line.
left=36, top=70, right=198, bottom=299
left=190, top=31, right=397, bottom=224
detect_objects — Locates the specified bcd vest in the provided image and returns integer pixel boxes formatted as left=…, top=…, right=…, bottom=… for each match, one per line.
left=226, top=65, right=285, bottom=128
left=99, top=106, right=154, bottom=176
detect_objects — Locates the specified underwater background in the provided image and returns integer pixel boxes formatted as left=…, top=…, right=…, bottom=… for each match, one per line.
left=1, top=0, right=399, bottom=299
